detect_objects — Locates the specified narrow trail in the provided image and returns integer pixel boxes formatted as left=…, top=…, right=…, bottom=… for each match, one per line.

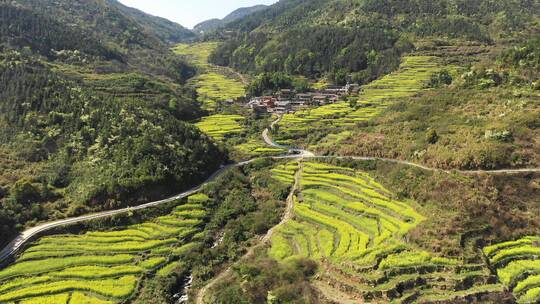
left=0, top=116, right=538, bottom=265
left=195, top=163, right=303, bottom=304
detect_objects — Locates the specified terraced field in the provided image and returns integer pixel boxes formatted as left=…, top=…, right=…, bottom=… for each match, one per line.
left=234, top=138, right=286, bottom=157
left=0, top=194, right=210, bottom=303
left=173, top=43, right=246, bottom=110
left=269, top=161, right=506, bottom=303
left=176, top=43, right=282, bottom=157
left=484, top=236, right=540, bottom=304
left=276, top=56, right=442, bottom=139
left=195, top=114, right=246, bottom=141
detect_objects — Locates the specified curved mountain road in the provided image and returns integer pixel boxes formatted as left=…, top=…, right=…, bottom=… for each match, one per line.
left=262, top=115, right=315, bottom=157
left=0, top=161, right=255, bottom=263
left=0, top=116, right=538, bottom=265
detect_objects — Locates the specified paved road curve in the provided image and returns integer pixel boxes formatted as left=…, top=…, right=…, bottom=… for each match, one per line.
left=0, top=116, right=538, bottom=264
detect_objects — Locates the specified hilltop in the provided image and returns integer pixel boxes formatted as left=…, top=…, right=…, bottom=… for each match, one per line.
left=194, top=4, right=268, bottom=34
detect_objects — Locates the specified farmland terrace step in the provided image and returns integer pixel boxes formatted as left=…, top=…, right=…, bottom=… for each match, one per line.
left=391, top=290, right=420, bottom=304
left=312, top=280, right=365, bottom=304
left=364, top=273, right=493, bottom=301
left=492, top=254, right=540, bottom=269
left=315, top=272, right=367, bottom=299
left=382, top=264, right=455, bottom=277
left=322, top=268, right=499, bottom=302
left=413, top=285, right=511, bottom=304
left=455, top=263, right=486, bottom=273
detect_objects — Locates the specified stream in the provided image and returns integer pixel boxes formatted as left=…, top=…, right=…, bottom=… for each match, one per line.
left=174, top=274, right=193, bottom=304
left=174, top=231, right=224, bottom=303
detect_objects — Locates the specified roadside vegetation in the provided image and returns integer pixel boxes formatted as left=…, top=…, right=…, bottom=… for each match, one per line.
left=0, top=194, right=209, bottom=303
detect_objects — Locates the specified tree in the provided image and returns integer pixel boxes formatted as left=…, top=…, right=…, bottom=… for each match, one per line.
left=426, top=129, right=439, bottom=144
left=10, top=179, right=40, bottom=205
left=429, top=70, right=453, bottom=87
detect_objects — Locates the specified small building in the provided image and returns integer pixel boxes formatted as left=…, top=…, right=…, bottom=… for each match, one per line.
left=274, top=101, right=292, bottom=114
left=312, top=95, right=328, bottom=105
left=290, top=99, right=305, bottom=107
left=279, top=89, right=295, bottom=101
left=323, top=85, right=348, bottom=96
left=262, top=96, right=277, bottom=108
left=324, top=94, right=339, bottom=103
left=346, top=83, right=361, bottom=95
left=296, top=93, right=313, bottom=103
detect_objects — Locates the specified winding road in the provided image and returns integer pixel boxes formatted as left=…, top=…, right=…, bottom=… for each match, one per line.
left=0, top=116, right=538, bottom=266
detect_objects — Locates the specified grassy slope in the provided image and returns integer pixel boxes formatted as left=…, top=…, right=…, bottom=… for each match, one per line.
left=275, top=56, right=444, bottom=143
left=0, top=163, right=290, bottom=303
left=172, top=43, right=246, bottom=111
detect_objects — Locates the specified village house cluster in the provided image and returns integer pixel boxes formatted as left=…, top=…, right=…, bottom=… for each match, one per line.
left=247, top=83, right=361, bottom=115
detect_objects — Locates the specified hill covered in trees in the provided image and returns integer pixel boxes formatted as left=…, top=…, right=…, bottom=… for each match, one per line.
left=0, top=1, right=539, bottom=304
left=1, top=0, right=196, bottom=82
left=0, top=0, right=225, bottom=247
left=111, top=0, right=196, bottom=43
left=210, top=0, right=539, bottom=84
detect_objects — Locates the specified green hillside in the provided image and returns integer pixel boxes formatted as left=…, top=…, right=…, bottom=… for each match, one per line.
left=0, top=1, right=225, bottom=248
left=210, top=0, right=538, bottom=83
left=2, top=0, right=195, bottom=83
left=0, top=160, right=289, bottom=303
left=194, top=5, right=268, bottom=34
left=312, top=38, right=540, bottom=170
left=111, top=0, right=195, bottom=43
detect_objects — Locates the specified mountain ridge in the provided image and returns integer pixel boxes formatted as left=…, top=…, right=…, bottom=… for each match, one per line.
left=209, top=0, right=539, bottom=83
left=194, top=4, right=268, bottom=33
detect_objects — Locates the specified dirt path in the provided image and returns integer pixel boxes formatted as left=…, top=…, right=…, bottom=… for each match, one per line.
left=195, top=163, right=302, bottom=304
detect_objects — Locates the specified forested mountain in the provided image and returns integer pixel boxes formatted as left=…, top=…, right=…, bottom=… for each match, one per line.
left=111, top=0, right=196, bottom=43
left=0, top=1, right=539, bottom=304
left=222, top=5, right=269, bottom=23
left=2, top=0, right=195, bottom=82
left=210, top=0, right=539, bottom=83
left=194, top=4, right=268, bottom=34
left=194, top=19, right=222, bottom=33
left=0, top=1, right=225, bottom=247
